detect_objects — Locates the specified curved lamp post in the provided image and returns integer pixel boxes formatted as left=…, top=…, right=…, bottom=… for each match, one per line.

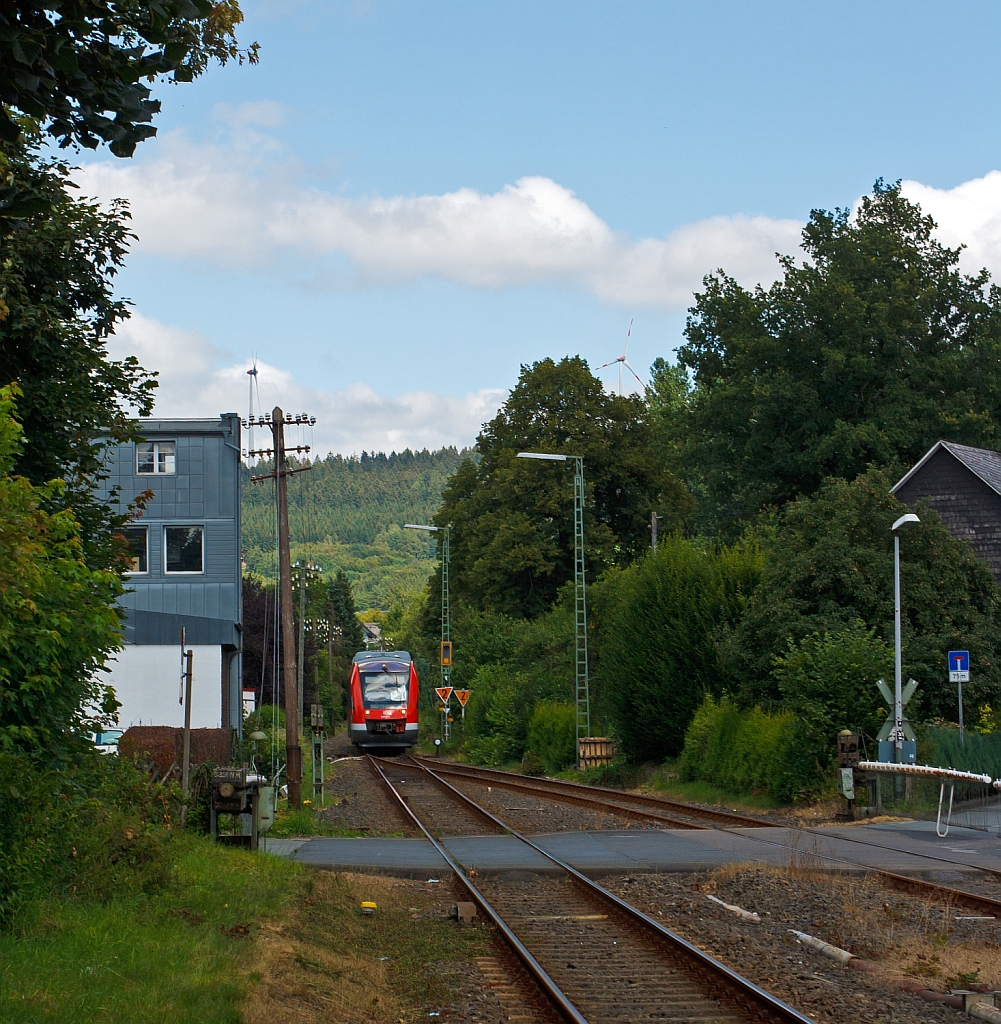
left=517, top=452, right=589, bottom=767
left=891, top=513, right=920, bottom=763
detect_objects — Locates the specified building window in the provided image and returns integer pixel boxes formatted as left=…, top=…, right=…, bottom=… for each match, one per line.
left=124, top=526, right=148, bottom=573
left=165, top=526, right=203, bottom=573
left=137, top=441, right=176, bottom=474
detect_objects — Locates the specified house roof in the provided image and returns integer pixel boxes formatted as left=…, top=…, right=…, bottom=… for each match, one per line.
left=891, top=440, right=1001, bottom=498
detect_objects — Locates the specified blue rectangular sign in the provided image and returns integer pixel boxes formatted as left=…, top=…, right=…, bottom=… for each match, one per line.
left=948, top=650, right=970, bottom=673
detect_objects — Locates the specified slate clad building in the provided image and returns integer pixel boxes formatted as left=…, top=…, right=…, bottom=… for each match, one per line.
left=891, top=440, right=1001, bottom=583
left=98, top=415, right=243, bottom=731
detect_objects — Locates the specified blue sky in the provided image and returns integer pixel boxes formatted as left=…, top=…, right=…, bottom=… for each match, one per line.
left=85, top=0, right=1001, bottom=454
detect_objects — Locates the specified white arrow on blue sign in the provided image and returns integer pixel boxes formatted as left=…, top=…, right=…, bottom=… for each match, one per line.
left=948, top=650, right=970, bottom=683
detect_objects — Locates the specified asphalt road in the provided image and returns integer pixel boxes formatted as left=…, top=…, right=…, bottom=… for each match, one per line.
left=264, top=818, right=1001, bottom=877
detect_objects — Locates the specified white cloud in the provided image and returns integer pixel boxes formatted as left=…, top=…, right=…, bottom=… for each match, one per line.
left=108, top=312, right=504, bottom=455
left=76, top=125, right=802, bottom=309
left=901, top=171, right=1001, bottom=278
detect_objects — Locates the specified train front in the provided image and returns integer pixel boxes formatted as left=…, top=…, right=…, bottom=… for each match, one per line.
left=348, top=651, right=419, bottom=750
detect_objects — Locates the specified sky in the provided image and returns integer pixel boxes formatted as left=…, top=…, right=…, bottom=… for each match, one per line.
left=79, top=0, right=1001, bottom=456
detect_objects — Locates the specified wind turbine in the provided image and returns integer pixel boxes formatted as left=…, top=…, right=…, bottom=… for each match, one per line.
left=598, top=319, right=644, bottom=396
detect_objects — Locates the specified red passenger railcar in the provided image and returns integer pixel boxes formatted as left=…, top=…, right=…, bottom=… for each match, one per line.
left=347, top=650, right=419, bottom=751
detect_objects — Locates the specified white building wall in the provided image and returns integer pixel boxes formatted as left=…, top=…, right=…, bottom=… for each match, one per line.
left=103, top=644, right=222, bottom=729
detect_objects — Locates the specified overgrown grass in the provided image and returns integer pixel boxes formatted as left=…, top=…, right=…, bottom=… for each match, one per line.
left=644, top=762, right=786, bottom=811
left=0, top=835, right=303, bottom=1024
left=268, top=804, right=370, bottom=838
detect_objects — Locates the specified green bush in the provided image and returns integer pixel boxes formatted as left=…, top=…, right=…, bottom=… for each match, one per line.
left=595, top=535, right=764, bottom=762
left=0, top=750, right=173, bottom=929
left=926, top=726, right=1001, bottom=780
left=527, top=701, right=576, bottom=772
left=678, top=695, right=825, bottom=803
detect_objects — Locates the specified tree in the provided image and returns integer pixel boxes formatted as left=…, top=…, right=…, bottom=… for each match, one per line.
left=677, top=181, right=1001, bottom=536
left=437, top=356, right=691, bottom=618
left=323, top=569, right=365, bottom=654
left=0, top=386, right=124, bottom=754
left=2, top=142, right=156, bottom=564
left=0, top=1, right=257, bottom=158
left=595, top=534, right=763, bottom=762
left=729, top=469, right=1001, bottom=723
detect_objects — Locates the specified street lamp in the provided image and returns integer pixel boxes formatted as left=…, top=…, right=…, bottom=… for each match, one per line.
left=517, top=452, right=589, bottom=767
left=404, top=523, right=451, bottom=702
left=891, top=513, right=920, bottom=762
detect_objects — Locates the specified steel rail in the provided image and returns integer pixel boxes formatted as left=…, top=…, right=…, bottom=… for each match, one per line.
left=399, top=756, right=815, bottom=1024
left=408, top=758, right=712, bottom=830
left=414, top=757, right=1001, bottom=908
left=795, top=824, right=1001, bottom=880
left=364, top=755, right=587, bottom=1024
left=716, top=825, right=1001, bottom=915
left=408, top=756, right=1001, bottom=924
left=413, top=755, right=769, bottom=828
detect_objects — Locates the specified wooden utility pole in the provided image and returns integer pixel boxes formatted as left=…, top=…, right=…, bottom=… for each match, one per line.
left=247, top=406, right=315, bottom=810
left=273, top=407, right=302, bottom=808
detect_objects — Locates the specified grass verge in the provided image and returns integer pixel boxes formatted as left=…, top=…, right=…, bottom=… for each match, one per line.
left=642, top=761, right=786, bottom=812
left=0, top=834, right=304, bottom=1024
left=244, top=871, right=494, bottom=1023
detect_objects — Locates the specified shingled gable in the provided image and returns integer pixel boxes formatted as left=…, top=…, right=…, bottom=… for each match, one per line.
left=891, top=440, right=1001, bottom=582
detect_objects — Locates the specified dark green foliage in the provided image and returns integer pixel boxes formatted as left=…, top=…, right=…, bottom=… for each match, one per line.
left=730, top=469, right=1001, bottom=722
left=324, top=568, right=366, bottom=654
left=0, top=750, right=173, bottom=929
left=527, top=701, right=576, bottom=772
left=1, top=144, right=157, bottom=565
left=772, top=621, right=894, bottom=754
left=242, top=447, right=469, bottom=610
left=678, top=181, right=1001, bottom=536
left=0, top=1, right=257, bottom=159
left=0, top=387, right=124, bottom=754
left=409, top=597, right=575, bottom=765
left=595, top=534, right=764, bottom=762
left=437, top=356, right=691, bottom=618
left=242, top=568, right=366, bottom=721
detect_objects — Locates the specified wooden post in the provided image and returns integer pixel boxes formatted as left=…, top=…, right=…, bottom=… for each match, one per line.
left=272, top=406, right=302, bottom=809
left=181, top=648, right=193, bottom=823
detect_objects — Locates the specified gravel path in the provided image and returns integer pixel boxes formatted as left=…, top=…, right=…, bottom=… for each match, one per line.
left=600, top=865, right=1001, bottom=1024
left=319, top=756, right=420, bottom=836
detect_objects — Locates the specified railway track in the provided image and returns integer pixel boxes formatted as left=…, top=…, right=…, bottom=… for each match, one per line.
left=412, top=756, right=771, bottom=828
left=409, top=755, right=1001, bottom=919
left=368, top=754, right=813, bottom=1024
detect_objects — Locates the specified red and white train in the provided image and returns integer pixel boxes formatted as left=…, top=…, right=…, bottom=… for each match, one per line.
left=347, top=649, right=420, bottom=751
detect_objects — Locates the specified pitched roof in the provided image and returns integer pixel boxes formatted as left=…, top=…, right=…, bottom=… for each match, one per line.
left=891, top=440, right=1001, bottom=498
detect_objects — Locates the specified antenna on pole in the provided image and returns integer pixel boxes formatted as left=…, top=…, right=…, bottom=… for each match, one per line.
left=597, top=318, right=644, bottom=396
left=246, top=359, right=259, bottom=464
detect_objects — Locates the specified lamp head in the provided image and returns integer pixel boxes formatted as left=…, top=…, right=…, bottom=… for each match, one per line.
left=249, top=730, right=268, bottom=741
left=517, top=452, right=568, bottom=461
left=891, top=513, right=921, bottom=533
left=403, top=523, right=439, bottom=532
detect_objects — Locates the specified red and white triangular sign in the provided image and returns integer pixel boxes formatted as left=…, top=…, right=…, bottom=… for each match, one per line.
left=435, top=686, right=453, bottom=705
left=453, top=689, right=471, bottom=707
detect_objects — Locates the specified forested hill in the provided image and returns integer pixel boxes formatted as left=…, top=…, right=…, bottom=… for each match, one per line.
left=241, top=447, right=471, bottom=611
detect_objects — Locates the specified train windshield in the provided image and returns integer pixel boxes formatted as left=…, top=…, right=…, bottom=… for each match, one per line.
left=361, top=671, right=408, bottom=707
